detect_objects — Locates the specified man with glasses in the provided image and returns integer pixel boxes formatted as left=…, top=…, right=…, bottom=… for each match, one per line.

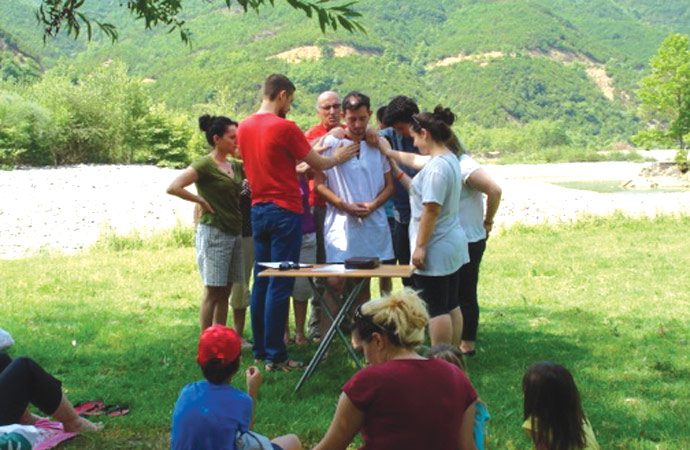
left=305, top=91, right=346, bottom=266
left=302, top=91, right=346, bottom=342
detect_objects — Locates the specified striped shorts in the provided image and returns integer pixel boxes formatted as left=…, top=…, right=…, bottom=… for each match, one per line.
left=195, top=223, right=244, bottom=287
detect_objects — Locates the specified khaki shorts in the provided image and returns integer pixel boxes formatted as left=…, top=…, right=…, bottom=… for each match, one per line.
left=195, top=224, right=244, bottom=287
left=229, top=236, right=253, bottom=309
left=292, top=232, right=317, bottom=301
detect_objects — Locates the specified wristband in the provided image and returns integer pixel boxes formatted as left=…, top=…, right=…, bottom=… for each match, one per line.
left=396, top=171, right=405, bottom=181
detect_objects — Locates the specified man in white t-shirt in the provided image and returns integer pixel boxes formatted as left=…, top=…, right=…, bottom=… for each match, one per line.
left=314, top=91, right=394, bottom=334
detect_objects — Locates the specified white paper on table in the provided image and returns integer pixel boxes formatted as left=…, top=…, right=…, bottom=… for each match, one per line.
left=258, top=262, right=313, bottom=269
left=312, top=264, right=353, bottom=273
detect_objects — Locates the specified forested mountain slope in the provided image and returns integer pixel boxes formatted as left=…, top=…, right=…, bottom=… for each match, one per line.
left=1, top=0, right=688, bottom=142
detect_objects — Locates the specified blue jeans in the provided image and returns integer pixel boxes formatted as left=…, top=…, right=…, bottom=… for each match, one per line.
left=251, top=203, right=302, bottom=363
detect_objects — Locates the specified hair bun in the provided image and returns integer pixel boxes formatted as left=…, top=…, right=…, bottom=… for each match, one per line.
left=198, top=114, right=213, bottom=132
left=432, top=106, right=455, bottom=126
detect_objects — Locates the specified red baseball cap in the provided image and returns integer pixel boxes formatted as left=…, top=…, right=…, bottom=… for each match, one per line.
left=197, top=325, right=242, bottom=367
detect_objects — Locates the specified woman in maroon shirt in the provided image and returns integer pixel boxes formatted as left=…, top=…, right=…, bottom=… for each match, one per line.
left=313, top=290, right=478, bottom=450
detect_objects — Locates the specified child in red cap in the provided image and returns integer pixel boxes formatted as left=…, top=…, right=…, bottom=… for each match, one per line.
left=171, top=325, right=301, bottom=450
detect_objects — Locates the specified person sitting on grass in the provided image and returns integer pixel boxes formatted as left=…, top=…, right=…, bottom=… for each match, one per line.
left=312, top=289, right=478, bottom=450
left=522, top=362, right=600, bottom=450
left=428, top=344, right=490, bottom=450
left=171, top=325, right=301, bottom=450
left=0, top=352, right=102, bottom=432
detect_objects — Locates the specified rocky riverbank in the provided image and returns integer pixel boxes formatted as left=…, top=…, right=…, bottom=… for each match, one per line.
left=1, top=162, right=688, bottom=259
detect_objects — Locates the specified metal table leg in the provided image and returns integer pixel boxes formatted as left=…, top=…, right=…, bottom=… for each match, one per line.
left=294, top=278, right=364, bottom=393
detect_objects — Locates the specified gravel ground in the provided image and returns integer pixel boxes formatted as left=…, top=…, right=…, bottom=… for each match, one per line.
left=1, top=162, right=689, bottom=260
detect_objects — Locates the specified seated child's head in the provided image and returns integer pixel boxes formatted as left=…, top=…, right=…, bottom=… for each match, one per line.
left=522, top=362, right=586, bottom=450
left=197, top=325, right=242, bottom=384
left=427, top=343, right=467, bottom=372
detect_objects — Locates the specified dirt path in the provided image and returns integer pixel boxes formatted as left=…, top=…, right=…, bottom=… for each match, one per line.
left=1, top=162, right=688, bottom=259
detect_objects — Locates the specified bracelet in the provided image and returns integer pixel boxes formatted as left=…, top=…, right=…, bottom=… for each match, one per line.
left=396, top=171, right=405, bottom=181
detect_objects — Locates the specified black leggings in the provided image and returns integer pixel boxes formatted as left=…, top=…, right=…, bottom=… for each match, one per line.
left=458, top=239, right=487, bottom=341
left=0, top=353, right=63, bottom=425
left=393, top=221, right=414, bottom=288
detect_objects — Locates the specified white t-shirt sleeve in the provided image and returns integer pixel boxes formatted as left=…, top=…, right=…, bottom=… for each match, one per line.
left=322, top=135, right=339, bottom=154
left=421, top=165, right=450, bottom=206
left=460, top=154, right=481, bottom=183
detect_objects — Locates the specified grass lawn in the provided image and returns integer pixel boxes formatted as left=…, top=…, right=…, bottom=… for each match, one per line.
left=1, top=214, right=689, bottom=449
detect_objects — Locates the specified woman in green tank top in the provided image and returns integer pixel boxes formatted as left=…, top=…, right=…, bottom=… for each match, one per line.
left=167, top=115, right=247, bottom=337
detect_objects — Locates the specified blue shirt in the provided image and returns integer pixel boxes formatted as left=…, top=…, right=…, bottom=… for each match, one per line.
left=171, top=380, right=253, bottom=450
left=379, top=128, right=420, bottom=224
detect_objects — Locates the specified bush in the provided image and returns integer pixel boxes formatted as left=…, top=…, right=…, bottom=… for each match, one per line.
left=0, top=91, right=56, bottom=166
left=1, top=62, right=201, bottom=167
left=131, top=104, right=196, bottom=168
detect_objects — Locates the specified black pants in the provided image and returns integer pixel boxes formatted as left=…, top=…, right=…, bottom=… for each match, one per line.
left=0, top=353, right=63, bottom=425
left=393, top=220, right=414, bottom=288
left=458, top=239, right=487, bottom=341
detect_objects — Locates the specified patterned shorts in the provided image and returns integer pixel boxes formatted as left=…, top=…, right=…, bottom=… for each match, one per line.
left=195, top=224, right=244, bottom=287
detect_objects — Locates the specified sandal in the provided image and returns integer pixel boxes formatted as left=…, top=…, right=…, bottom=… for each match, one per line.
left=74, top=401, right=104, bottom=417
left=104, top=405, right=130, bottom=417
left=264, top=360, right=304, bottom=373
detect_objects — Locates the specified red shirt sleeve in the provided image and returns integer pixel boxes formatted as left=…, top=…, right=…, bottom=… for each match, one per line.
left=284, top=122, right=311, bottom=160
left=342, top=367, right=379, bottom=412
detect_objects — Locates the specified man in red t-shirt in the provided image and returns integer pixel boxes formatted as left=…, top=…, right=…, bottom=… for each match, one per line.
left=237, top=74, right=357, bottom=371
left=304, top=91, right=345, bottom=264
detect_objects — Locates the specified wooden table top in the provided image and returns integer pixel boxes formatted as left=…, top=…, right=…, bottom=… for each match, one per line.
left=258, top=264, right=415, bottom=278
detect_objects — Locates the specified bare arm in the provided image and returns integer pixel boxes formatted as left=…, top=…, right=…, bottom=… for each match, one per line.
left=459, top=401, right=478, bottom=450
left=389, top=159, right=412, bottom=192
left=465, top=168, right=502, bottom=237
left=245, top=367, right=262, bottom=430
left=314, top=169, right=368, bottom=217
left=378, top=137, right=430, bottom=170
left=166, top=167, right=215, bottom=214
left=412, top=202, right=441, bottom=269
left=312, top=393, right=364, bottom=450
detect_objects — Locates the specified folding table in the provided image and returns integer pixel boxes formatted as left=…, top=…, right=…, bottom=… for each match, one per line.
left=258, top=264, right=415, bottom=392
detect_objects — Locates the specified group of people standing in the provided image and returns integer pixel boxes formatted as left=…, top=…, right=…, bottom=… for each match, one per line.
left=0, top=73, right=600, bottom=450
left=161, top=73, right=600, bottom=450
left=167, top=73, right=503, bottom=366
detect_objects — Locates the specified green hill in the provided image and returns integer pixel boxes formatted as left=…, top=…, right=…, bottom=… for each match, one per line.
left=1, top=0, right=689, bottom=160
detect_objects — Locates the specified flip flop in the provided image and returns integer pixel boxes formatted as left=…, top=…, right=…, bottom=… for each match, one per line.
left=264, top=360, right=304, bottom=373
left=74, top=401, right=104, bottom=417
left=104, top=405, right=130, bottom=417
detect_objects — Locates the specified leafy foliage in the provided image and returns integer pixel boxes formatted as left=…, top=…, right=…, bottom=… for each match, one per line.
left=3, top=0, right=690, bottom=163
left=35, top=0, right=364, bottom=44
left=633, top=33, right=690, bottom=166
left=0, top=63, right=200, bottom=167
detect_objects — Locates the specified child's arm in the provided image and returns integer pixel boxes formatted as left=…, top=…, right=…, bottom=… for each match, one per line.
left=245, top=366, right=262, bottom=430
